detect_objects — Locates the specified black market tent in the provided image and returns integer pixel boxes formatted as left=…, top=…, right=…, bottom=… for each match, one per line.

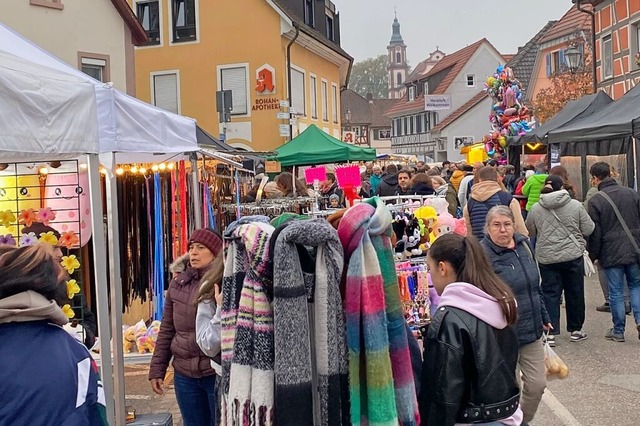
left=509, top=91, right=613, bottom=146
left=548, top=83, right=640, bottom=143
left=196, top=125, right=233, bottom=152
left=273, top=124, right=376, bottom=167
left=544, top=85, right=640, bottom=194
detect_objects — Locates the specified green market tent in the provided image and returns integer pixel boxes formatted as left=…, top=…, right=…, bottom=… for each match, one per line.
left=273, top=124, right=376, bottom=166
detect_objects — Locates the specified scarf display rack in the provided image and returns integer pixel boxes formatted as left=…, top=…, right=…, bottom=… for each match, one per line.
left=218, top=197, right=317, bottom=226
left=219, top=200, right=422, bottom=426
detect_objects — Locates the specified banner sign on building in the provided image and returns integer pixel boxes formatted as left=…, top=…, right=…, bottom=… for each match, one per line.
left=424, top=95, right=452, bottom=111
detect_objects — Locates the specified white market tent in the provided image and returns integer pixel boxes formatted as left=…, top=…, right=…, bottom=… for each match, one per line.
left=0, top=21, right=200, bottom=425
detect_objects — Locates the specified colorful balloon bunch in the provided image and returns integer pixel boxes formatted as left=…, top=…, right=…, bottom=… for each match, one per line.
left=483, top=65, right=535, bottom=159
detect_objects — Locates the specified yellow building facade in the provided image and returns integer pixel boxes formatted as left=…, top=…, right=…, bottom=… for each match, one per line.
left=129, top=0, right=352, bottom=152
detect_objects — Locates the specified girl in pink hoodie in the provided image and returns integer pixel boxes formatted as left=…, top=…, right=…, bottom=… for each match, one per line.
left=419, top=234, right=523, bottom=426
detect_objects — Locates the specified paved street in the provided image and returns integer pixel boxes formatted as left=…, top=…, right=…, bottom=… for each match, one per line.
left=124, top=275, right=638, bottom=426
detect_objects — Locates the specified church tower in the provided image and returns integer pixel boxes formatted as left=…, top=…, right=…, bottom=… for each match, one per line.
left=387, top=13, right=410, bottom=99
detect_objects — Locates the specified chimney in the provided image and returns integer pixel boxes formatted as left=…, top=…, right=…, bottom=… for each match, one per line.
left=366, top=93, right=373, bottom=101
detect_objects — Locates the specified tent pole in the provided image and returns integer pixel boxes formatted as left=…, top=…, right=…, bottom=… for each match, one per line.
left=634, top=136, right=638, bottom=191
left=87, top=154, right=115, bottom=424
left=292, top=165, right=296, bottom=197
left=191, top=153, right=202, bottom=229
left=105, top=153, right=126, bottom=426
left=234, top=167, right=241, bottom=219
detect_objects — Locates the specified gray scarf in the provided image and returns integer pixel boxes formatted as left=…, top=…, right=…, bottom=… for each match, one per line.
left=271, top=219, right=349, bottom=426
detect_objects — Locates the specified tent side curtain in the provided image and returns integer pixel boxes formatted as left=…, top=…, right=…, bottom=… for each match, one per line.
left=274, top=124, right=376, bottom=167
left=0, top=50, right=99, bottom=161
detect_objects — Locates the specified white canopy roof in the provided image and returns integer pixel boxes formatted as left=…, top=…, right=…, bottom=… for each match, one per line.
left=0, top=21, right=197, bottom=158
left=0, top=50, right=99, bottom=161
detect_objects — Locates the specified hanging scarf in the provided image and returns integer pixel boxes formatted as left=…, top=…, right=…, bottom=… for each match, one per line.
left=221, top=216, right=274, bottom=426
left=337, top=197, right=420, bottom=426
left=271, top=219, right=349, bottom=426
left=153, top=172, right=165, bottom=321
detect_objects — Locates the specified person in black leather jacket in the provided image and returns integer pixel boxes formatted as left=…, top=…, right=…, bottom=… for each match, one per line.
left=420, top=234, right=523, bottom=426
left=481, top=205, right=552, bottom=425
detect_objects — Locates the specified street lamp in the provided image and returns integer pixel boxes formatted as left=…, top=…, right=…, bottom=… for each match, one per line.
left=345, top=109, right=351, bottom=124
left=565, top=44, right=582, bottom=74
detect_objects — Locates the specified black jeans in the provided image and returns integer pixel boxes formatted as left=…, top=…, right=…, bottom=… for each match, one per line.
left=540, top=257, right=585, bottom=335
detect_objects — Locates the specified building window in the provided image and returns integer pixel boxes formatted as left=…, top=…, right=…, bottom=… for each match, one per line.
left=424, top=82, right=429, bottom=94
left=304, top=0, right=314, bottom=26
left=291, top=68, right=306, bottom=116
left=394, top=119, right=401, bottom=137
left=602, top=34, right=613, bottom=79
left=220, top=66, right=248, bottom=115
left=466, top=74, right=475, bottom=87
left=331, top=84, right=338, bottom=123
left=136, top=1, right=160, bottom=45
left=397, top=73, right=403, bottom=86
left=409, top=116, right=415, bottom=134
left=416, top=114, right=423, bottom=133
left=408, top=86, right=415, bottom=101
left=396, top=51, right=401, bottom=64
left=632, top=22, right=640, bottom=69
left=152, top=73, right=179, bottom=114
left=29, top=0, right=63, bottom=10
left=325, top=15, right=334, bottom=41
left=321, top=81, right=328, bottom=121
left=78, top=53, right=110, bottom=83
left=172, top=0, right=196, bottom=43
left=379, top=129, right=391, bottom=139
left=310, top=76, right=318, bottom=119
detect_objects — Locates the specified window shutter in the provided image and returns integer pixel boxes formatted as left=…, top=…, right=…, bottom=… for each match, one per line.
left=559, top=50, right=566, bottom=68
left=332, top=85, right=338, bottom=122
left=221, top=67, right=247, bottom=115
left=153, top=74, right=178, bottom=114
left=322, top=81, right=328, bottom=120
left=546, top=54, right=552, bottom=77
left=310, top=77, right=317, bottom=118
left=291, top=69, right=305, bottom=115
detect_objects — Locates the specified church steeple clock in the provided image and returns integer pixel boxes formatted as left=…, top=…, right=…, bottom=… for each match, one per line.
left=387, top=12, right=410, bottom=99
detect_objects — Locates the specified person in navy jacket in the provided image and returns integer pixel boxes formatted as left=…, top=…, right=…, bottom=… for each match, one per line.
left=0, top=244, right=106, bottom=425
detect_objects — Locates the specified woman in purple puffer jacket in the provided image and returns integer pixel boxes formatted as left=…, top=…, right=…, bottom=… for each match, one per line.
left=149, top=228, right=223, bottom=426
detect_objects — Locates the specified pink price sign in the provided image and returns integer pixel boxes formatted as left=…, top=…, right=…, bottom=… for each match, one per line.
left=304, top=166, right=327, bottom=184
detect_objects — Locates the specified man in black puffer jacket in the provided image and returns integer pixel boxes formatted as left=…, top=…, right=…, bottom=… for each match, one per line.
left=377, top=164, right=399, bottom=196
left=587, top=162, right=640, bottom=342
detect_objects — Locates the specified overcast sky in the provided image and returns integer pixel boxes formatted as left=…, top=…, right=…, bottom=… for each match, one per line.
left=336, top=0, right=575, bottom=66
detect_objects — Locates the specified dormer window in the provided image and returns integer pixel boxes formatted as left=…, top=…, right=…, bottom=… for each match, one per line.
left=304, top=0, right=315, bottom=27
left=408, top=86, right=415, bottom=101
left=423, top=82, right=429, bottom=94
left=325, top=14, right=334, bottom=41
left=466, top=74, right=475, bottom=87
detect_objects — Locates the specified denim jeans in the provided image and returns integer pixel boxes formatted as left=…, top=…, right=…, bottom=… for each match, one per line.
left=603, top=264, right=640, bottom=335
left=597, top=264, right=630, bottom=304
left=173, top=372, right=217, bottom=426
left=540, top=257, right=585, bottom=334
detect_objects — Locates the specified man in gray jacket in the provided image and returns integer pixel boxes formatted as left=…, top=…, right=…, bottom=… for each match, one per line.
left=525, top=175, right=595, bottom=346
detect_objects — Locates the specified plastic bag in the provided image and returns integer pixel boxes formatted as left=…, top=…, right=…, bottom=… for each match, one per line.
left=543, top=334, right=569, bottom=380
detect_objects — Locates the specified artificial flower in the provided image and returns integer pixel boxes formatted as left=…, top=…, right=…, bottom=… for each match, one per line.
left=18, top=209, right=36, bottom=227
left=0, top=210, right=16, bottom=228
left=61, top=255, right=81, bottom=274
left=39, top=231, right=59, bottom=246
left=36, top=207, right=57, bottom=226
left=0, top=234, right=16, bottom=247
left=62, top=304, right=75, bottom=319
left=59, top=230, right=79, bottom=249
left=20, top=232, right=37, bottom=247
left=66, top=279, right=80, bottom=299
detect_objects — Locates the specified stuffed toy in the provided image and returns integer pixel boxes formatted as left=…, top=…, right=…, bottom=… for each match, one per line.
left=144, top=320, right=161, bottom=353
left=433, top=213, right=457, bottom=239
left=405, top=217, right=423, bottom=257
left=133, top=320, right=149, bottom=353
left=453, top=218, right=467, bottom=236
left=123, top=325, right=136, bottom=353
left=414, top=206, right=438, bottom=244
left=392, top=213, right=409, bottom=260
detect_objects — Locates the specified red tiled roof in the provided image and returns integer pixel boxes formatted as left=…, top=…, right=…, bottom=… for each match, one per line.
left=384, top=94, right=425, bottom=117
left=425, top=38, right=502, bottom=94
left=430, top=91, right=486, bottom=133
left=385, top=39, right=502, bottom=117
left=539, top=5, right=592, bottom=44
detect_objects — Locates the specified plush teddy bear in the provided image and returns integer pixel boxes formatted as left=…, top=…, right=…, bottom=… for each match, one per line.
left=122, top=325, right=136, bottom=354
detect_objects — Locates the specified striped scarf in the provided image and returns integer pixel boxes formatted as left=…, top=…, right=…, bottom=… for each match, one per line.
left=337, top=197, right=420, bottom=426
left=271, top=219, right=349, bottom=426
left=221, top=216, right=274, bottom=426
